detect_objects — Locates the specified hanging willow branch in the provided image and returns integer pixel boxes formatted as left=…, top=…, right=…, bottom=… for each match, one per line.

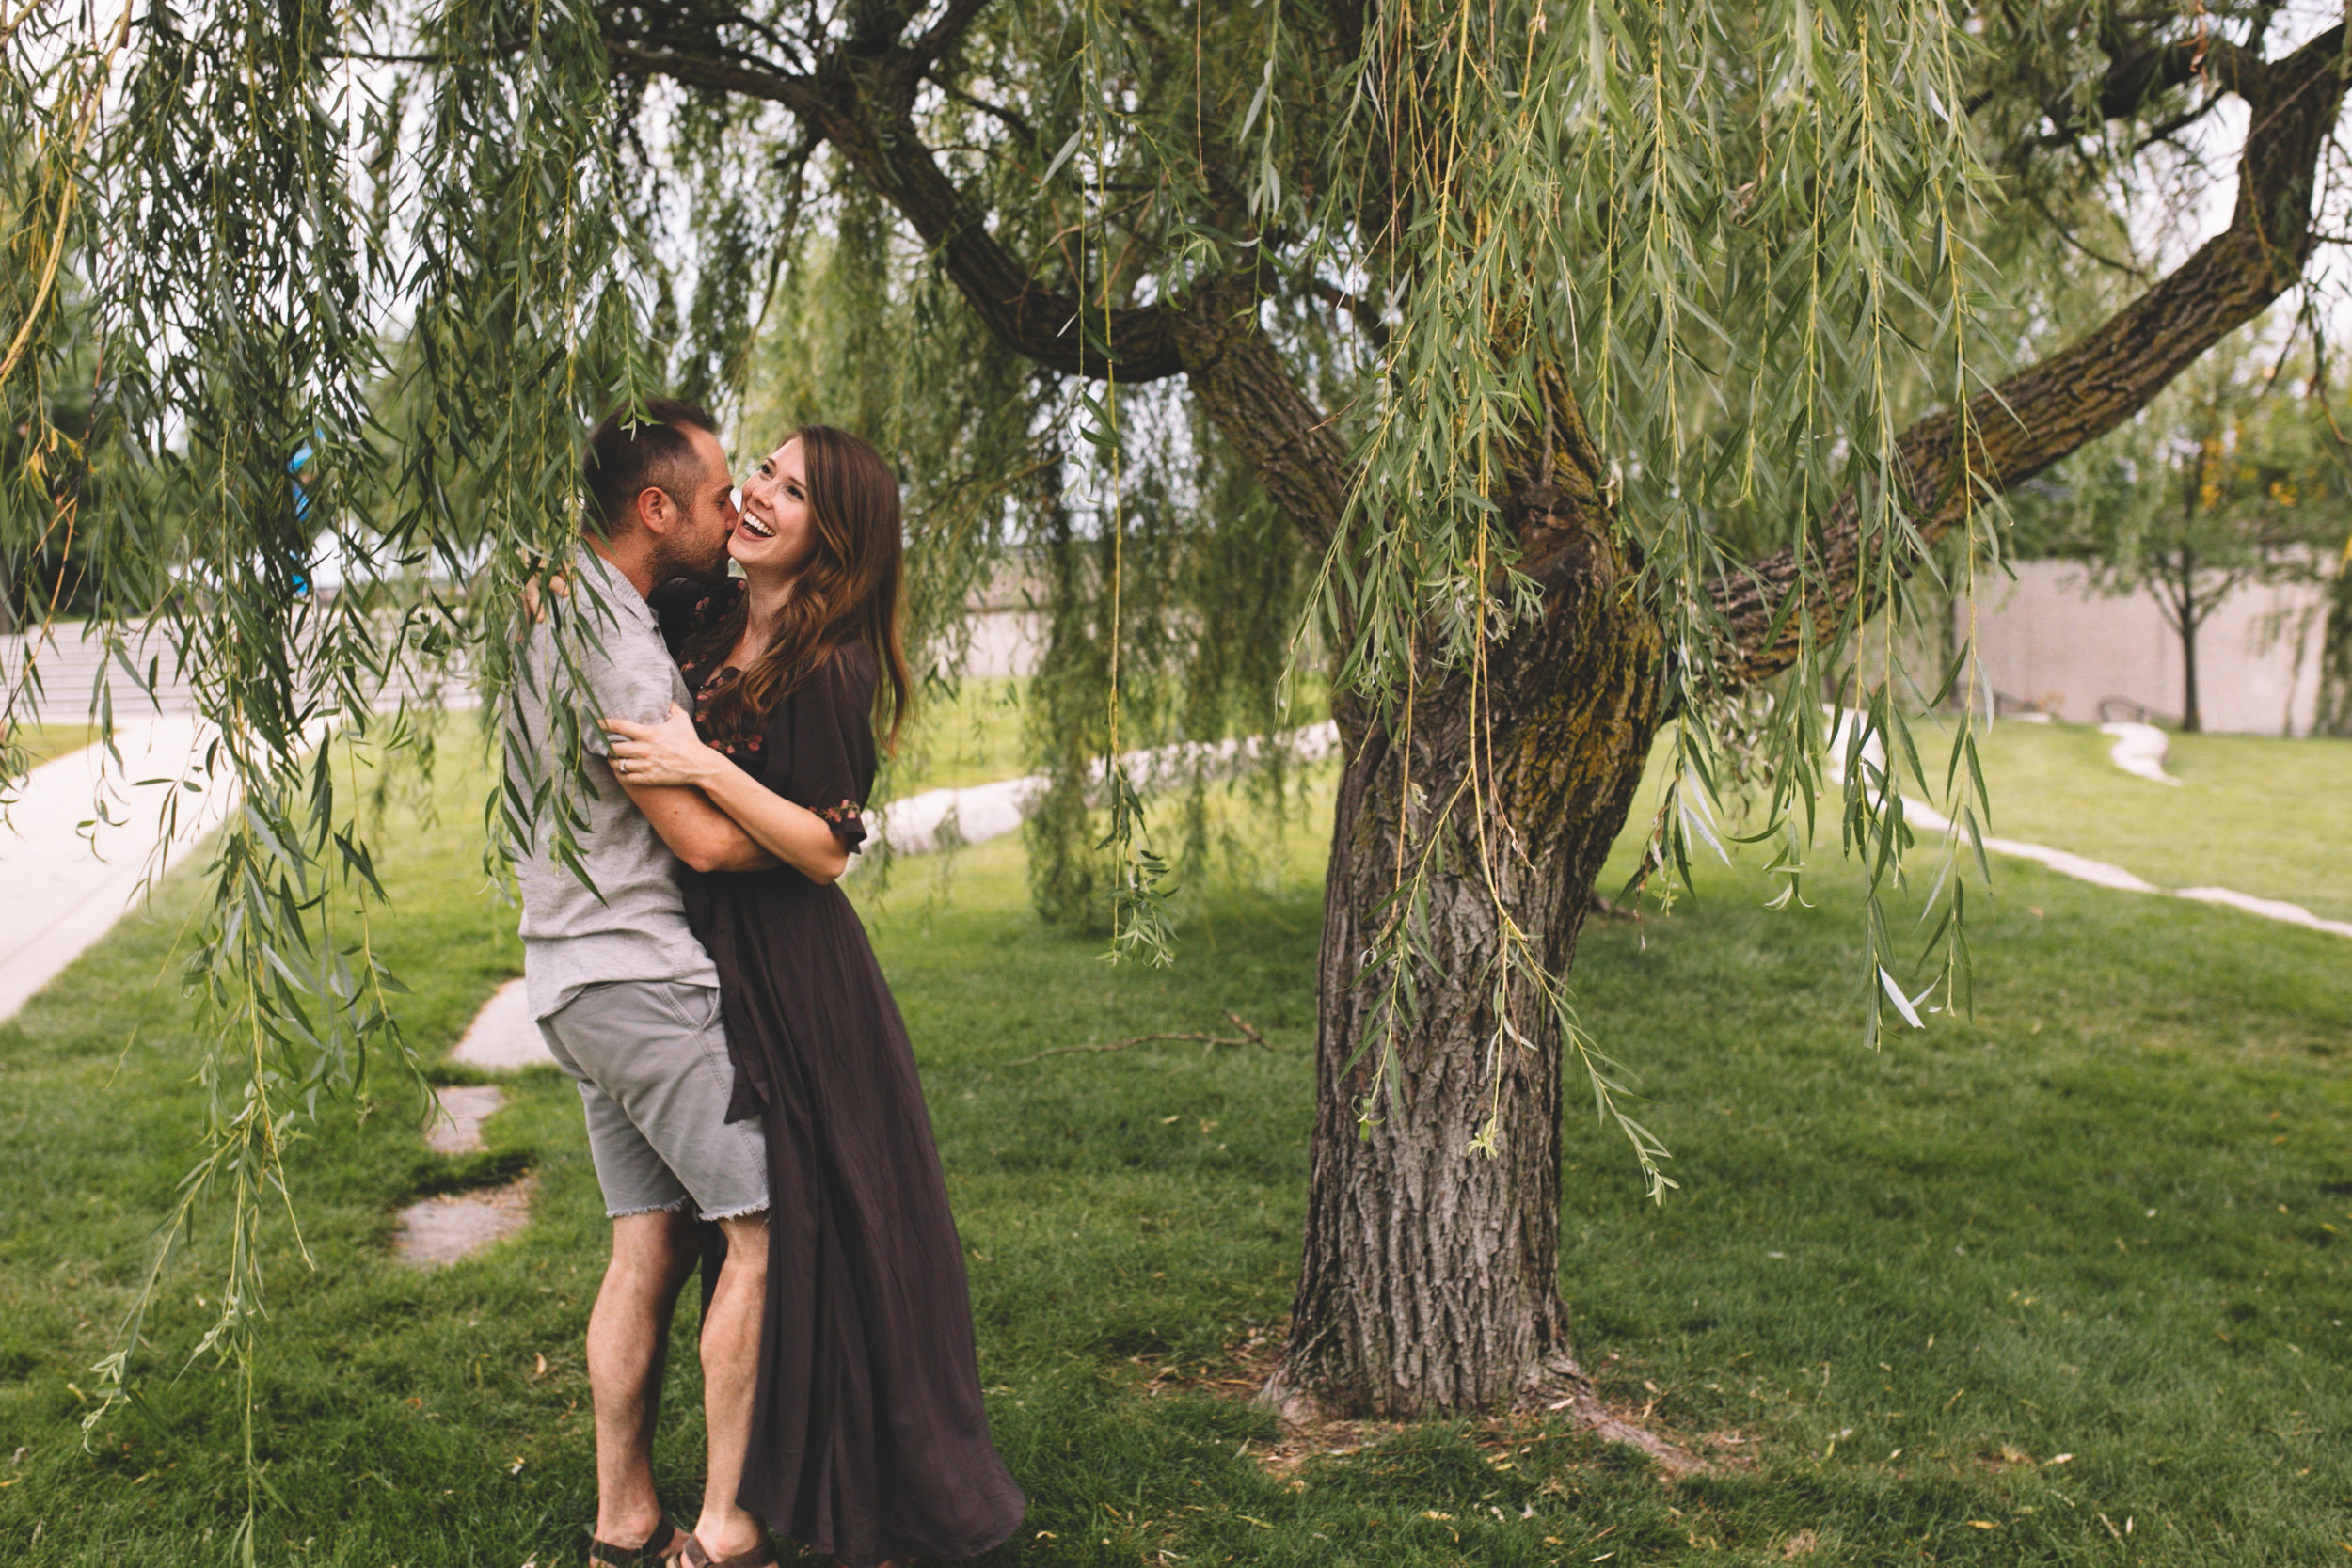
left=4, top=0, right=2344, bottom=1516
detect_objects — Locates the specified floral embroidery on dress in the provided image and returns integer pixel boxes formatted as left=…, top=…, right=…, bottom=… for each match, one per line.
left=690, top=665, right=764, bottom=756
left=818, top=800, right=866, bottom=850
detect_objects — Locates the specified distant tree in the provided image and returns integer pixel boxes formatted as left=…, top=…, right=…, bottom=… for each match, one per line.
left=2010, top=337, right=2352, bottom=732
left=0, top=291, right=142, bottom=635
left=2321, top=535, right=2352, bottom=736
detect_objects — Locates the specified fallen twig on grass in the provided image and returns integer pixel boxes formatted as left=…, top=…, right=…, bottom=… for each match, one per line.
left=1009, top=1009, right=1271, bottom=1065
left=1221, top=1009, right=1269, bottom=1048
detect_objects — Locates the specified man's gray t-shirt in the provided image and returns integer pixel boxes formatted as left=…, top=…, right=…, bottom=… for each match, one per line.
left=509, top=549, right=720, bottom=1020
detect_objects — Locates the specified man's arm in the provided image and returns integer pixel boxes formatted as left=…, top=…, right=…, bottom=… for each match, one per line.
left=601, top=705, right=851, bottom=885
left=616, top=777, right=781, bottom=873
left=544, top=564, right=775, bottom=873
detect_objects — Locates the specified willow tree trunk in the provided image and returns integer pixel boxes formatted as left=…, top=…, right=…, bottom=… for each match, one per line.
left=1260, top=487, right=1671, bottom=1422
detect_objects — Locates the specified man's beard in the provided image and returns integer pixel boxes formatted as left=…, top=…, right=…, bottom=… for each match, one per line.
left=653, top=520, right=733, bottom=585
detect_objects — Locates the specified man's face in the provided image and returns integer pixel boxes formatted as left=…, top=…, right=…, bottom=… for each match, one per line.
left=651, top=426, right=739, bottom=581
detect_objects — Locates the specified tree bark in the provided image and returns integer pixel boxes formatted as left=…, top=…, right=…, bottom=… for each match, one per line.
left=1233, top=379, right=1681, bottom=1434
left=2178, top=546, right=2204, bottom=734
left=1265, top=585, right=1667, bottom=1426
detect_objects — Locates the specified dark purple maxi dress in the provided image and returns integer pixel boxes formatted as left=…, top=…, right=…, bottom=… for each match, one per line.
left=653, top=581, right=1025, bottom=1568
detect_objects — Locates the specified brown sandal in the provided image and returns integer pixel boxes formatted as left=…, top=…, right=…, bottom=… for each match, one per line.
left=679, top=1535, right=777, bottom=1568
left=588, top=1517, right=691, bottom=1567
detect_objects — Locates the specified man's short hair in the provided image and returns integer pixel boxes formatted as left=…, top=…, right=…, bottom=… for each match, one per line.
left=582, top=398, right=719, bottom=533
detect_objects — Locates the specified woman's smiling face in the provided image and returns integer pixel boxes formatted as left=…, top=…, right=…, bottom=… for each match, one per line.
left=734, top=436, right=818, bottom=578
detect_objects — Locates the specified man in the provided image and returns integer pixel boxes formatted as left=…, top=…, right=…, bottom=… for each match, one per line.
left=509, top=399, right=775, bottom=1568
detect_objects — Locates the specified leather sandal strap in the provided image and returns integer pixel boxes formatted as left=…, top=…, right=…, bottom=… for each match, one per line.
left=589, top=1518, right=679, bottom=1565
left=680, top=1535, right=777, bottom=1568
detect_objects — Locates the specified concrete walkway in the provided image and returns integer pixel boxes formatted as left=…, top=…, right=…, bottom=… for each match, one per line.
left=2098, top=721, right=2181, bottom=785
left=1897, top=791, right=2352, bottom=939
left=1828, top=711, right=2352, bottom=942
left=450, top=978, right=549, bottom=1070
left=392, top=1176, right=533, bottom=1267
left=852, top=720, right=1341, bottom=864
left=0, top=709, right=536, bottom=1266
left=0, top=715, right=235, bottom=1022
left=397, top=1014, right=541, bottom=1266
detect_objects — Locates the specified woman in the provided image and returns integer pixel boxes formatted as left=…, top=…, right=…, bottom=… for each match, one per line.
left=602, top=426, right=1025, bottom=1568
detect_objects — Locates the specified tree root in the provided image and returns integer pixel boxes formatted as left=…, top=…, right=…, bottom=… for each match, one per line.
left=1248, top=1352, right=1704, bottom=1478
left=1250, top=1368, right=1327, bottom=1433
left=1518, top=1354, right=1704, bottom=1476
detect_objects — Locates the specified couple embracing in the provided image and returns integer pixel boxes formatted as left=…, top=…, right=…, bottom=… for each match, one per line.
left=508, top=400, right=1023, bottom=1568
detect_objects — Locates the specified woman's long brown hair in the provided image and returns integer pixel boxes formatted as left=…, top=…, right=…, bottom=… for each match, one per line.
left=684, top=425, right=912, bottom=748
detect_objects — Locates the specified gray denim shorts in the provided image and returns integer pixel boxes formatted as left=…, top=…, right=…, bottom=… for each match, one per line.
left=536, top=979, right=769, bottom=1222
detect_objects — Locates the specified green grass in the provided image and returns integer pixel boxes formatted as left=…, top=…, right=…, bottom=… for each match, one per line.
left=3, top=731, right=2349, bottom=1564
left=6, top=722, right=98, bottom=775
left=888, top=676, right=1029, bottom=794
left=1912, top=717, right=2352, bottom=923
left=882, top=673, right=1335, bottom=796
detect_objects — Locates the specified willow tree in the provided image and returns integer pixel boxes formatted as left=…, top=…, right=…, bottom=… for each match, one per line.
left=6, top=0, right=2347, bottom=1456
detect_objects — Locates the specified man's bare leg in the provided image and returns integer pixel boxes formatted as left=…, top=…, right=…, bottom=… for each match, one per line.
left=691, top=1212, right=771, bottom=1559
left=586, top=1207, right=701, bottom=1556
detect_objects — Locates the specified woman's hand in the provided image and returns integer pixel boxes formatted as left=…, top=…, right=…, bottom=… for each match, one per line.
left=609, top=702, right=849, bottom=884
left=602, top=704, right=725, bottom=788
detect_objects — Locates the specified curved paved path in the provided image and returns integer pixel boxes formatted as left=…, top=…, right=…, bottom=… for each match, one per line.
left=0, top=716, right=234, bottom=1022
left=1829, top=711, right=2352, bottom=942
left=2097, top=721, right=2181, bottom=785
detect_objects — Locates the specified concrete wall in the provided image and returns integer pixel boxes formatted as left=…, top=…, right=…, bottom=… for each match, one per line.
left=960, top=602, right=1045, bottom=679
left=1958, top=559, right=2336, bottom=735
left=13, top=562, right=2330, bottom=733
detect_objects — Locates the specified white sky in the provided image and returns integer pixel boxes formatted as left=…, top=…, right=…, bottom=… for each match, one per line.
left=2138, top=1, right=2352, bottom=347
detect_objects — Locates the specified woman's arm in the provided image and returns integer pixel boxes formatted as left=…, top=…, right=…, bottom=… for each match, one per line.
left=613, top=776, right=783, bottom=875
left=602, top=705, right=852, bottom=884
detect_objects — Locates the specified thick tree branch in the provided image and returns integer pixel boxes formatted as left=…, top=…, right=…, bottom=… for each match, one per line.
left=605, top=38, right=822, bottom=114
left=910, top=0, right=996, bottom=70
left=832, top=102, right=1186, bottom=381
left=1169, top=277, right=1353, bottom=552
left=607, top=24, right=1184, bottom=382
left=2022, top=30, right=2254, bottom=156
left=1714, top=23, right=2350, bottom=690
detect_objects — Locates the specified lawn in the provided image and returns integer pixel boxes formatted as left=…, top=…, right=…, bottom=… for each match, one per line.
left=889, top=677, right=1028, bottom=794
left=5, top=722, right=99, bottom=778
left=1910, top=716, right=2352, bottom=923
left=1, top=726, right=2347, bottom=1565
